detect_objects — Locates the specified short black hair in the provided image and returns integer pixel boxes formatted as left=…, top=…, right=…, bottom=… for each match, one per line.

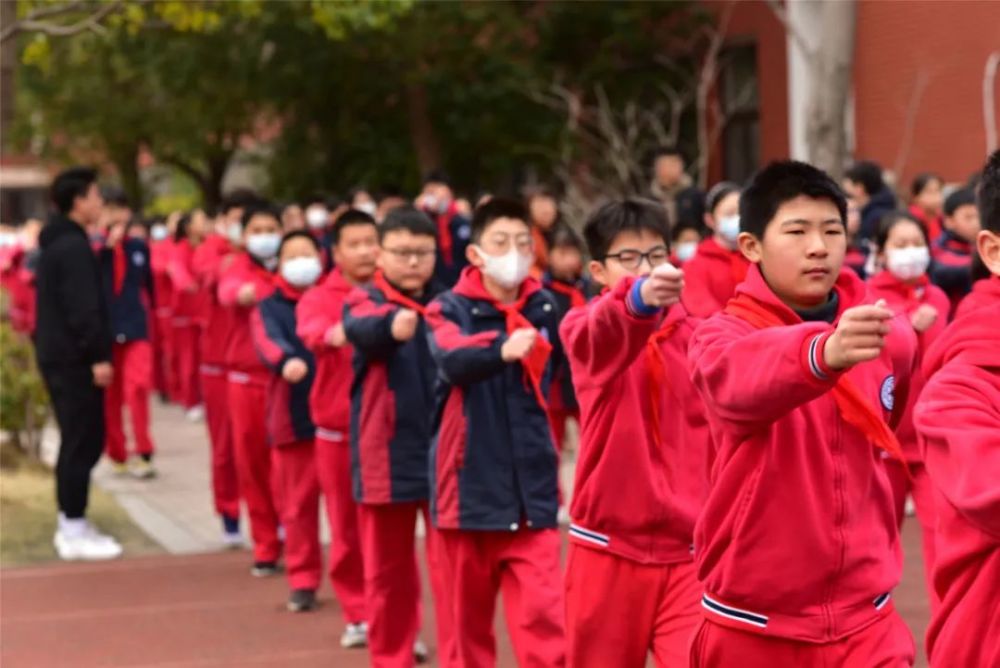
left=174, top=211, right=192, bottom=242
left=330, top=208, right=377, bottom=246
left=978, top=149, right=1000, bottom=233
left=470, top=197, right=530, bottom=243
left=910, top=172, right=941, bottom=198
left=241, top=202, right=281, bottom=229
left=844, top=160, right=885, bottom=196
left=278, top=230, right=320, bottom=257
left=944, top=188, right=976, bottom=218
left=102, top=186, right=130, bottom=209
left=423, top=169, right=451, bottom=187
left=705, top=181, right=741, bottom=217
left=671, top=217, right=705, bottom=242
left=583, top=198, right=670, bottom=260
left=51, top=167, right=98, bottom=215
left=549, top=222, right=585, bottom=255
left=651, top=146, right=685, bottom=165
left=740, top=161, right=847, bottom=239
left=874, top=210, right=930, bottom=252
left=221, top=189, right=260, bottom=214
left=378, top=205, right=437, bottom=243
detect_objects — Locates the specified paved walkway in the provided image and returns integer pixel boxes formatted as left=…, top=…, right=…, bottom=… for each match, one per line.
left=14, top=402, right=930, bottom=667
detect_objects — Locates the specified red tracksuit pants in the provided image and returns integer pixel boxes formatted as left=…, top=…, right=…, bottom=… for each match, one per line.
left=172, top=320, right=202, bottom=409
left=274, top=440, right=323, bottom=591
left=103, top=340, right=155, bottom=463
left=688, top=608, right=915, bottom=667
left=565, top=544, right=700, bottom=668
left=439, top=527, right=565, bottom=668
left=228, top=374, right=282, bottom=562
left=201, top=364, right=239, bottom=520
left=885, top=458, right=940, bottom=611
left=315, top=429, right=366, bottom=624
left=153, top=308, right=176, bottom=399
left=359, top=502, right=456, bottom=668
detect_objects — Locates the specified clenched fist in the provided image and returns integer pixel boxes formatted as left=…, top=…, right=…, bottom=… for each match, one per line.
left=824, top=299, right=893, bottom=371
left=236, top=283, right=257, bottom=306
left=390, top=308, right=419, bottom=342
left=326, top=323, right=347, bottom=347
left=501, top=328, right=538, bottom=362
left=282, top=357, right=309, bottom=383
left=909, top=303, right=938, bottom=333
left=639, top=263, right=684, bottom=309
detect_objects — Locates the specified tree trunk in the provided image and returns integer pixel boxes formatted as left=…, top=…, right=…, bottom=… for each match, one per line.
left=803, top=0, right=856, bottom=179
left=405, top=80, right=442, bottom=178
left=112, top=143, right=143, bottom=209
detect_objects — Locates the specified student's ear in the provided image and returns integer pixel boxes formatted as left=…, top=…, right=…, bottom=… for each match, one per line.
left=737, top=231, right=762, bottom=263
left=465, top=242, right=485, bottom=268
left=703, top=212, right=717, bottom=231
left=977, top=230, right=1000, bottom=276
left=588, top=259, right=608, bottom=288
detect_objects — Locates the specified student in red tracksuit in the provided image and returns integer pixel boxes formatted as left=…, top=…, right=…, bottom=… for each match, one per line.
left=914, top=149, right=1000, bottom=668
left=218, top=204, right=284, bottom=576
left=169, top=210, right=209, bottom=419
left=192, top=199, right=246, bottom=547
left=681, top=182, right=750, bottom=317
left=907, top=173, right=944, bottom=244
left=296, top=209, right=377, bottom=649
left=867, top=211, right=950, bottom=610
left=149, top=215, right=177, bottom=401
left=343, top=207, right=449, bottom=668
left=252, top=231, right=326, bottom=613
left=929, top=188, right=981, bottom=316
left=99, top=216, right=157, bottom=479
left=541, top=224, right=590, bottom=453
left=687, top=161, right=918, bottom=667
left=425, top=198, right=565, bottom=668
left=560, top=199, right=711, bottom=667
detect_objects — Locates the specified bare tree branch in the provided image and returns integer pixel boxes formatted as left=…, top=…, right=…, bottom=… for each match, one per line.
left=1, top=0, right=132, bottom=44
left=764, top=0, right=814, bottom=59
left=892, top=68, right=934, bottom=181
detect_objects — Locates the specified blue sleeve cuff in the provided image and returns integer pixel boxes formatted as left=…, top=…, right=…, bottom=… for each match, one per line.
left=626, top=278, right=661, bottom=318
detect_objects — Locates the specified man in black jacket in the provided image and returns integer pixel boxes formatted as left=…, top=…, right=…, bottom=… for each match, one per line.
left=34, top=166, right=121, bottom=560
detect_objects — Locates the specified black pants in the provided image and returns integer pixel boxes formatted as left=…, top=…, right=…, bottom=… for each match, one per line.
left=40, top=364, right=105, bottom=519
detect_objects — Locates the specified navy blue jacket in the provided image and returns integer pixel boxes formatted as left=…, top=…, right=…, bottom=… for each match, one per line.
left=425, top=267, right=561, bottom=532
left=251, top=282, right=315, bottom=447
left=431, top=205, right=472, bottom=287
left=343, top=278, right=437, bottom=505
left=100, top=238, right=154, bottom=344
left=859, top=187, right=897, bottom=242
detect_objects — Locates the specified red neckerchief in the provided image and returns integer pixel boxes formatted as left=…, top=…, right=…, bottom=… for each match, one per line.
left=723, top=278, right=905, bottom=465
left=436, top=201, right=459, bottom=266
left=112, top=240, right=127, bottom=296
left=373, top=271, right=427, bottom=315
left=274, top=274, right=307, bottom=302
left=546, top=277, right=587, bottom=309
left=453, top=266, right=552, bottom=408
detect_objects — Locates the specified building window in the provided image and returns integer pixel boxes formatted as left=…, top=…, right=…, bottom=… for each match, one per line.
left=720, top=43, right=760, bottom=184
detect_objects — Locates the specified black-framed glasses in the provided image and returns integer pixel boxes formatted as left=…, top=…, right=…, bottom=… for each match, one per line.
left=603, top=246, right=669, bottom=270
left=383, top=247, right=436, bottom=263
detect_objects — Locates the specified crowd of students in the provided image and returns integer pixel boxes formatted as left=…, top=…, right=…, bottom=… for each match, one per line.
left=1, top=148, right=997, bottom=668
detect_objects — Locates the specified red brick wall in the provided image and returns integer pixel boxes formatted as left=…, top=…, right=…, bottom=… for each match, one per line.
left=705, top=0, right=789, bottom=185
left=853, top=0, right=1000, bottom=189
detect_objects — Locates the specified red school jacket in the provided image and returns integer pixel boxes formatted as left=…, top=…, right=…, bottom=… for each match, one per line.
left=167, top=238, right=209, bottom=324
left=296, top=267, right=357, bottom=438
left=217, top=251, right=275, bottom=384
left=867, top=271, right=950, bottom=461
left=191, top=234, right=237, bottom=368
left=149, top=238, right=175, bottom=322
left=560, top=276, right=711, bottom=565
left=955, top=275, right=1000, bottom=319
left=680, top=237, right=750, bottom=318
left=687, top=265, right=917, bottom=643
left=915, top=303, right=1000, bottom=668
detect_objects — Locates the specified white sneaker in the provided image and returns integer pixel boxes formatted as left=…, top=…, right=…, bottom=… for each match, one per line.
left=129, top=458, right=157, bottom=480
left=185, top=405, right=205, bottom=422
left=54, top=526, right=123, bottom=561
left=221, top=530, right=245, bottom=550
left=413, top=638, right=429, bottom=664
left=340, top=622, right=368, bottom=649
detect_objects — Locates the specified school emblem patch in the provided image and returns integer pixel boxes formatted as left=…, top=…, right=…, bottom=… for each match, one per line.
left=456, top=224, right=471, bottom=240
left=880, top=375, right=895, bottom=412
left=132, top=251, right=146, bottom=266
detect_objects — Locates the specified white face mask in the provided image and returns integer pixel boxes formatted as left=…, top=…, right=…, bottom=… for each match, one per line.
left=886, top=246, right=930, bottom=281
left=717, top=215, right=741, bottom=247
left=305, top=208, right=328, bottom=230
left=474, top=246, right=533, bottom=290
left=246, top=233, right=282, bottom=262
left=0, top=232, right=17, bottom=248
left=356, top=201, right=377, bottom=217
left=281, top=256, right=323, bottom=287
left=226, top=221, right=243, bottom=244
left=150, top=224, right=169, bottom=242
left=675, top=241, right=698, bottom=262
